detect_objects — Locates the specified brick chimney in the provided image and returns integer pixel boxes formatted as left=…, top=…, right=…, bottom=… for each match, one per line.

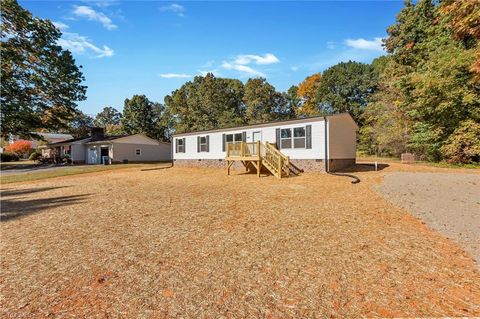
left=90, top=127, right=104, bottom=139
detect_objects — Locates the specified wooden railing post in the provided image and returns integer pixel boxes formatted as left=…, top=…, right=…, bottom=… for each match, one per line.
left=286, top=156, right=290, bottom=177
left=278, top=155, right=282, bottom=178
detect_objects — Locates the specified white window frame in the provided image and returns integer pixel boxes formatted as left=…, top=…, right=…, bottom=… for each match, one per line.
left=199, top=136, right=208, bottom=152
left=135, top=148, right=141, bottom=156
left=281, top=126, right=306, bottom=149
left=280, top=128, right=292, bottom=149
left=225, top=133, right=243, bottom=144
left=177, top=138, right=184, bottom=153
left=293, top=127, right=306, bottom=149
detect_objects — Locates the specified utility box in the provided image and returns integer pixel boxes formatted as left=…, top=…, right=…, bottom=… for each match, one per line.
left=401, top=153, right=416, bottom=164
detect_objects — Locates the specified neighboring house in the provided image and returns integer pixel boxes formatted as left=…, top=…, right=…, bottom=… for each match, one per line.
left=172, top=113, right=358, bottom=172
left=45, top=128, right=171, bottom=164
left=9, top=132, right=74, bottom=149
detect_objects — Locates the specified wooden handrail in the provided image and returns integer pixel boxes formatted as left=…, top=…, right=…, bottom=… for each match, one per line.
left=226, top=141, right=291, bottom=178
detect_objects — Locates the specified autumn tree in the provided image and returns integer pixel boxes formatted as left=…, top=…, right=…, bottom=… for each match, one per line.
left=122, top=95, right=168, bottom=141
left=5, top=140, right=32, bottom=156
left=283, top=85, right=301, bottom=118
left=440, top=0, right=480, bottom=83
left=316, top=61, right=377, bottom=126
left=0, top=0, right=87, bottom=138
left=360, top=56, right=410, bottom=156
left=165, top=73, right=246, bottom=133
left=95, top=107, right=122, bottom=127
left=296, top=74, right=321, bottom=116
left=67, top=112, right=95, bottom=138
left=361, top=0, right=480, bottom=162
left=243, top=78, right=287, bottom=124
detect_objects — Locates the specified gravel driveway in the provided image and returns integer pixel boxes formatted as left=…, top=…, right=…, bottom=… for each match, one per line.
left=376, top=172, right=480, bottom=264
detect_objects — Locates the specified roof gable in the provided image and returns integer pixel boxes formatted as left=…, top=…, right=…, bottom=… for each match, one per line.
left=111, top=134, right=162, bottom=145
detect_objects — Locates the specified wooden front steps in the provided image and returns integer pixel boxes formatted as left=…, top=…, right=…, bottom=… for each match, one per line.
left=226, top=141, right=299, bottom=179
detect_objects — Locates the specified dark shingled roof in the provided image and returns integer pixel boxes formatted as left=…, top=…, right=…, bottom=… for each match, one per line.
left=48, top=134, right=130, bottom=145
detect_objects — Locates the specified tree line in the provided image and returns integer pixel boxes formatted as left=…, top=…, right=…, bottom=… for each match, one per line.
left=1, top=0, right=479, bottom=163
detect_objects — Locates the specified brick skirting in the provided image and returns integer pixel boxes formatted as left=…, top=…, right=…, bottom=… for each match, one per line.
left=173, top=158, right=355, bottom=173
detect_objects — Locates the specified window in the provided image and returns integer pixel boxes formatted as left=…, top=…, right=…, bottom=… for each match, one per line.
left=176, top=138, right=184, bottom=153
left=280, top=128, right=292, bottom=149
left=199, top=136, right=208, bottom=152
left=135, top=148, right=141, bottom=156
left=280, top=126, right=306, bottom=149
left=293, top=127, right=306, bottom=148
left=225, top=133, right=243, bottom=144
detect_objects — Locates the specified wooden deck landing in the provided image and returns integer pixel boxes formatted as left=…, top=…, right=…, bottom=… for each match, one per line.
left=226, top=141, right=293, bottom=179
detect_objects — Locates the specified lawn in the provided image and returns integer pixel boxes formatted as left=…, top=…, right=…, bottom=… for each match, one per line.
left=0, top=160, right=37, bottom=170
left=1, top=164, right=479, bottom=317
left=0, top=163, right=172, bottom=184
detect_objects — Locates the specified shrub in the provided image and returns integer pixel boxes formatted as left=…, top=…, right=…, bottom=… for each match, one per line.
left=28, top=151, right=42, bottom=161
left=4, top=140, right=32, bottom=157
left=1, top=152, right=20, bottom=162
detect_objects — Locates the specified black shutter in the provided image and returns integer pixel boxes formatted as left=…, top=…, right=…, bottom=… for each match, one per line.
left=175, top=138, right=178, bottom=153
left=276, top=128, right=281, bottom=149
left=183, top=138, right=186, bottom=153
left=242, top=131, right=246, bottom=142
left=306, top=125, right=312, bottom=149
left=206, top=135, right=209, bottom=152
left=197, top=136, right=200, bottom=152
left=222, top=134, right=226, bottom=152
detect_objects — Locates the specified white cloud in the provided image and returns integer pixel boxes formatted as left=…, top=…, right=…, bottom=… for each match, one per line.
left=220, top=53, right=278, bottom=77
left=159, top=3, right=185, bottom=17
left=345, top=37, right=384, bottom=51
left=159, top=73, right=191, bottom=78
left=57, top=31, right=114, bottom=58
left=221, top=62, right=265, bottom=77
left=291, top=66, right=299, bottom=71
left=53, top=21, right=69, bottom=30
left=73, top=5, right=117, bottom=30
left=88, top=0, right=118, bottom=7
left=233, top=53, right=279, bottom=65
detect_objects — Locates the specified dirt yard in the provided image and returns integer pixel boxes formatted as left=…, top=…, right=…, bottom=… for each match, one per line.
left=1, top=164, right=480, bottom=317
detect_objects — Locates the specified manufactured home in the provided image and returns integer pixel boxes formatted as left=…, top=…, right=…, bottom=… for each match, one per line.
left=172, top=113, right=358, bottom=176
left=45, top=127, right=171, bottom=164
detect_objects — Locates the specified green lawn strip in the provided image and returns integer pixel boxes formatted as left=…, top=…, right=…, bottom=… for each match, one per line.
left=0, top=163, right=167, bottom=184
left=357, top=156, right=479, bottom=169
left=0, top=160, right=38, bottom=170
left=357, top=156, right=400, bottom=163
left=421, top=161, right=480, bottom=169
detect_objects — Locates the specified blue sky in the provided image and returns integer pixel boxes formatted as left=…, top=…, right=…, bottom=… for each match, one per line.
left=21, top=1, right=403, bottom=116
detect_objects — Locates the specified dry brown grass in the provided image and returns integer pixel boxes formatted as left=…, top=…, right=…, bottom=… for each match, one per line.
left=1, top=164, right=479, bottom=318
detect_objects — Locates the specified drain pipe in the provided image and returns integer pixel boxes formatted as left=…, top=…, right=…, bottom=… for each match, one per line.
left=324, top=115, right=360, bottom=184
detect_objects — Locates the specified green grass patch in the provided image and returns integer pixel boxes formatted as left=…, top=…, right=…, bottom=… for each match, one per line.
left=357, top=156, right=400, bottom=163
left=0, top=163, right=170, bottom=184
left=0, top=160, right=38, bottom=170
left=422, top=161, right=480, bottom=169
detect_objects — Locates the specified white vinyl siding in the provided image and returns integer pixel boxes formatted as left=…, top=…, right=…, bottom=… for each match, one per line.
left=173, top=118, right=328, bottom=160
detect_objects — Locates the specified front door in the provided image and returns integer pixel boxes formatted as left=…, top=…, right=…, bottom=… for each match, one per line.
left=252, top=131, right=262, bottom=155
left=87, top=147, right=98, bottom=164
left=252, top=131, right=261, bottom=142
